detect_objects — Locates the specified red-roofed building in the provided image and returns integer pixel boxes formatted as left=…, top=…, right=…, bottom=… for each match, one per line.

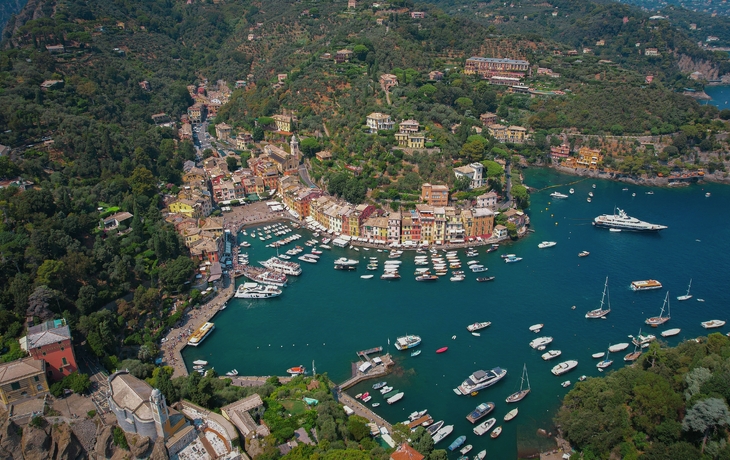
left=390, top=443, right=424, bottom=460
left=19, top=319, right=78, bottom=381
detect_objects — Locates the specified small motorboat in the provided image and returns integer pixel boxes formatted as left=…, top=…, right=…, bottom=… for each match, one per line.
left=460, top=444, right=473, bottom=455
left=476, top=276, right=495, bottom=282
left=287, top=365, right=306, bottom=375
left=561, top=381, right=571, bottom=388
left=372, top=381, right=387, bottom=390
left=472, top=332, right=480, bottom=337
left=436, top=347, right=448, bottom=354
left=661, top=328, right=681, bottom=337
left=578, top=251, right=590, bottom=257
left=529, top=324, right=543, bottom=333
left=504, top=408, right=518, bottom=421
left=193, top=360, right=208, bottom=366
left=372, top=403, right=380, bottom=408
left=360, top=275, right=374, bottom=279
left=490, top=426, right=502, bottom=439
left=225, top=369, right=239, bottom=376
left=411, top=350, right=422, bottom=357
left=355, top=393, right=362, bottom=399
left=362, top=396, right=372, bottom=402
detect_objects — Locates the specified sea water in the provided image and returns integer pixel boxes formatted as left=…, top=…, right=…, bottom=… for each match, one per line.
left=184, top=171, right=729, bottom=458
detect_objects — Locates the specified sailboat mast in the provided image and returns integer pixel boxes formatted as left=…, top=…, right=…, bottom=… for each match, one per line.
left=524, top=364, right=531, bottom=390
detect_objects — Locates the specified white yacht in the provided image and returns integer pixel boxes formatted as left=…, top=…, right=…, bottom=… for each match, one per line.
left=234, top=282, right=283, bottom=299
left=551, top=360, right=578, bottom=376
left=456, top=367, right=507, bottom=395
left=529, top=336, right=553, bottom=349
left=550, top=191, right=569, bottom=199
left=538, top=241, right=557, bottom=249
left=593, top=208, right=667, bottom=232
left=259, top=257, right=302, bottom=276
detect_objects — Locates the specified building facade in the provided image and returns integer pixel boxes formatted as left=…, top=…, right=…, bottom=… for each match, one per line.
left=421, top=183, right=449, bottom=206
left=0, top=358, right=48, bottom=408
left=366, top=113, right=394, bottom=133
left=20, top=319, right=78, bottom=381
left=464, top=56, right=530, bottom=78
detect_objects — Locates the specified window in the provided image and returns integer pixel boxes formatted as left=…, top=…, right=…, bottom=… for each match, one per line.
left=34, top=376, right=39, bottom=382
left=42, top=352, right=46, bottom=356
left=10, top=382, right=20, bottom=391
left=60, top=347, right=64, bottom=351
left=62, top=357, right=68, bottom=365
left=37, top=385, right=43, bottom=391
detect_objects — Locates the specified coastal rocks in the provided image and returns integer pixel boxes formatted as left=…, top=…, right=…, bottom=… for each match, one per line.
left=0, top=412, right=22, bottom=459
left=126, top=433, right=152, bottom=458
left=95, top=425, right=115, bottom=458
left=51, top=423, right=85, bottom=460
left=21, top=423, right=52, bottom=460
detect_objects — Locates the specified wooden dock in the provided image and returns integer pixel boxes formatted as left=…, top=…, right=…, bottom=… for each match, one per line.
left=357, top=346, right=383, bottom=359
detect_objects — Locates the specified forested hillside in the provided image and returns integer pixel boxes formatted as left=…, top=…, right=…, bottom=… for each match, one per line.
left=556, top=334, right=730, bottom=459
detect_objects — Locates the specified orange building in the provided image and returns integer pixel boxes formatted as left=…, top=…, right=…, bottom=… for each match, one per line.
left=20, top=319, right=77, bottom=381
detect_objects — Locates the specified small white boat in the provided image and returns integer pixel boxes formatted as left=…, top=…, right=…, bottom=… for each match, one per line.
left=661, top=328, right=681, bottom=337
left=677, top=279, right=692, bottom=301
left=504, top=408, right=518, bottom=421
left=561, top=381, right=571, bottom=388
left=471, top=332, right=480, bottom=337
left=529, top=324, right=543, bottom=333
left=632, top=193, right=636, bottom=197
left=705, top=192, right=711, bottom=197
left=538, top=241, right=557, bottom=249
left=193, top=360, right=208, bottom=366
left=569, top=188, right=574, bottom=194
left=697, top=298, right=705, bottom=302
left=474, top=450, right=487, bottom=460
left=372, top=403, right=380, bottom=408
left=360, top=275, right=374, bottom=279
left=587, top=197, right=592, bottom=202
left=592, top=352, right=605, bottom=359
left=608, top=343, right=629, bottom=353
left=609, top=228, right=621, bottom=232
left=226, top=369, right=239, bottom=376
left=542, top=350, right=562, bottom=361
left=701, top=320, right=726, bottom=329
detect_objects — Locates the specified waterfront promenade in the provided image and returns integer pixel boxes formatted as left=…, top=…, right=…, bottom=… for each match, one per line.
left=337, top=391, right=393, bottom=434
left=162, top=281, right=234, bottom=378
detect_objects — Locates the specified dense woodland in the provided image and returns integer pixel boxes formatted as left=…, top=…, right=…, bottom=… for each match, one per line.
left=557, top=334, right=730, bottom=460
left=0, top=0, right=729, bottom=458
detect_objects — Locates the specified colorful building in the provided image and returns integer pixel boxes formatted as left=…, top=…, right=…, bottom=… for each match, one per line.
left=20, top=319, right=77, bottom=381
left=0, top=358, right=48, bottom=408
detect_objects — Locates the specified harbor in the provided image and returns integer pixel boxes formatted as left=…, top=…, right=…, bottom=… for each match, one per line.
left=181, top=169, right=729, bottom=458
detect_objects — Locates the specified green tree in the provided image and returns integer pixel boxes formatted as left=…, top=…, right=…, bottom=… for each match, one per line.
left=130, top=167, right=156, bottom=197
left=300, top=137, right=321, bottom=158
left=683, top=398, right=730, bottom=453
left=454, top=97, right=474, bottom=112
left=511, top=184, right=529, bottom=209
left=158, top=256, right=195, bottom=292
left=353, top=45, right=369, bottom=61
left=226, top=156, right=238, bottom=171
left=347, top=416, right=370, bottom=441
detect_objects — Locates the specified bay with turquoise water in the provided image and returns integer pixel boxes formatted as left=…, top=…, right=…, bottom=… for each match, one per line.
left=701, top=85, right=730, bottom=109
left=184, top=169, right=729, bottom=458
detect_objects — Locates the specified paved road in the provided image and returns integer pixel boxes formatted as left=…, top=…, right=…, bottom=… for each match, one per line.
left=299, top=161, right=315, bottom=188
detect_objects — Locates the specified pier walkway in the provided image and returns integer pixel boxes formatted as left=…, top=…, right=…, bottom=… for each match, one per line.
left=338, top=353, right=394, bottom=390
left=337, top=391, right=393, bottom=434
left=163, top=280, right=235, bottom=378
left=228, top=376, right=292, bottom=387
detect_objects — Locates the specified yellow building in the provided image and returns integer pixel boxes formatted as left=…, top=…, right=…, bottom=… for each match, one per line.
left=0, top=358, right=48, bottom=407
left=272, top=114, right=293, bottom=132
left=575, top=147, right=603, bottom=170
left=169, top=199, right=199, bottom=218
left=488, top=124, right=527, bottom=143
left=395, top=132, right=426, bottom=149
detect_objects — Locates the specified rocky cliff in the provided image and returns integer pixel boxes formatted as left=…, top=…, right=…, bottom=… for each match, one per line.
left=0, top=410, right=168, bottom=460
left=677, top=54, right=727, bottom=81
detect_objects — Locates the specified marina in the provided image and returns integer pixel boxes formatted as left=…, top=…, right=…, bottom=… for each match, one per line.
left=181, top=169, right=730, bottom=458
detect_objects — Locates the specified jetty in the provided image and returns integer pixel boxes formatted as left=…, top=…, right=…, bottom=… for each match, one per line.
left=339, top=353, right=394, bottom=390
left=357, top=346, right=383, bottom=360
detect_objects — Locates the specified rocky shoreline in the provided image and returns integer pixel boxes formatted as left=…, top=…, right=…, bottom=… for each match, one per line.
left=549, top=164, right=730, bottom=186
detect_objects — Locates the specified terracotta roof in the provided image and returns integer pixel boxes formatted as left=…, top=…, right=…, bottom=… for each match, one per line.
left=0, top=358, right=44, bottom=385
left=390, top=443, right=424, bottom=460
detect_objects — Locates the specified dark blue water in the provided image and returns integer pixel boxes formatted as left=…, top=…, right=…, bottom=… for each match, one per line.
left=183, top=169, right=729, bottom=458
left=701, top=85, right=730, bottom=109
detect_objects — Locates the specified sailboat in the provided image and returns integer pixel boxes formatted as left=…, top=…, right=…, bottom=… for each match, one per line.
left=645, top=292, right=671, bottom=327
left=624, top=342, right=642, bottom=362
left=677, top=279, right=692, bottom=301
left=506, top=364, right=531, bottom=403
left=596, top=346, right=613, bottom=370
left=585, top=277, right=611, bottom=319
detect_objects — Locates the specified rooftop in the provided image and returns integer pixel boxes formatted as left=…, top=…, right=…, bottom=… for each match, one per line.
left=0, top=358, right=44, bottom=385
